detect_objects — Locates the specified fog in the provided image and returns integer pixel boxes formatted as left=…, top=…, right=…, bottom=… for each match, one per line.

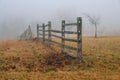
left=0, top=0, right=120, bottom=38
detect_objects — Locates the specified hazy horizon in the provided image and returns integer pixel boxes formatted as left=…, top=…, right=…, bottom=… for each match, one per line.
left=0, top=0, right=120, bottom=38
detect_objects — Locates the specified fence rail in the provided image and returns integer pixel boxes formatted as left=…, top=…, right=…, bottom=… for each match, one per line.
left=50, top=40, right=61, bottom=45
left=64, top=31, right=77, bottom=34
left=65, top=23, right=77, bottom=26
left=51, top=34, right=62, bottom=39
left=37, top=17, right=82, bottom=62
left=51, top=30, right=62, bottom=33
left=64, top=38, right=78, bottom=42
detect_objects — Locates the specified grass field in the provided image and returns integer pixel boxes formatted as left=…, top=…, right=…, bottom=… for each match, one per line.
left=0, top=36, right=120, bottom=80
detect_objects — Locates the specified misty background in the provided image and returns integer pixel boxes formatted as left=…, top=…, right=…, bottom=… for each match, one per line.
left=0, top=0, right=120, bottom=38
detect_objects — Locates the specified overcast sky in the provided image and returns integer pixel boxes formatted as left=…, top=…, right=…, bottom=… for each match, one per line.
left=0, top=0, right=120, bottom=38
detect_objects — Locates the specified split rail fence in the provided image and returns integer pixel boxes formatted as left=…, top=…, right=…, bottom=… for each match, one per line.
left=37, top=17, right=82, bottom=61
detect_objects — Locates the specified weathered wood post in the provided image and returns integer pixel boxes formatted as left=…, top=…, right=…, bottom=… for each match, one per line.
left=61, top=20, right=65, bottom=53
left=42, top=23, right=45, bottom=42
left=48, top=21, right=51, bottom=47
left=77, top=17, right=82, bottom=63
left=37, top=24, right=39, bottom=40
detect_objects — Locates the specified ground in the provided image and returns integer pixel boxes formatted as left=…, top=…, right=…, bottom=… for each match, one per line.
left=0, top=36, right=120, bottom=80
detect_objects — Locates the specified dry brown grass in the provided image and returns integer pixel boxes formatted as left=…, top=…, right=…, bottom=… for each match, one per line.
left=0, top=36, right=120, bottom=80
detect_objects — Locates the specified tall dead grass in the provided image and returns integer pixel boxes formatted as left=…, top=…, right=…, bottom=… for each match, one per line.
left=0, top=36, right=120, bottom=80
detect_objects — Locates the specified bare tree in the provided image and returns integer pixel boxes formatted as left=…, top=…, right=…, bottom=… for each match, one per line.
left=84, top=14, right=100, bottom=38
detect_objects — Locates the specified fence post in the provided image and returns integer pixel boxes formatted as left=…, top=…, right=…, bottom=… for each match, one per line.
left=48, top=21, right=51, bottom=47
left=77, top=17, right=82, bottom=63
left=37, top=24, right=39, bottom=40
left=61, top=20, right=65, bottom=53
left=42, top=23, right=45, bottom=42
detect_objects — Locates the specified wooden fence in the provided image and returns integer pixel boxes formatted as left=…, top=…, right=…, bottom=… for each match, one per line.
left=37, top=17, right=82, bottom=61
left=20, top=25, right=33, bottom=40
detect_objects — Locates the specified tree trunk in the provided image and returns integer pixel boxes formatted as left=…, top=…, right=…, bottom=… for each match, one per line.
left=95, top=23, right=97, bottom=38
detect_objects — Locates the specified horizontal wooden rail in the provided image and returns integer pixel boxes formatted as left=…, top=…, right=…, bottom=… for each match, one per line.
left=50, top=40, right=62, bottom=45
left=38, top=30, right=48, bottom=32
left=63, top=50, right=77, bottom=58
left=64, top=44, right=77, bottom=50
left=39, top=34, right=48, bottom=36
left=51, top=34, right=62, bottom=39
left=38, top=26, right=44, bottom=27
left=45, top=24, right=48, bottom=27
left=39, top=33, right=43, bottom=36
left=65, top=23, right=77, bottom=26
left=38, top=29, right=43, bottom=31
left=51, top=30, right=62, bottom=33
left=51, top=34, right=78, bottom=42
left=39, top=30, right=77, bottom=34
left=64, top=31, right=77, bottom=34
left=64, top=38, right=78, bottom=42
left=38, top=27, right=43, bottom=29
left=38, top=25, right=49, bottom=27
left=45, top=30, right=49, bottom=32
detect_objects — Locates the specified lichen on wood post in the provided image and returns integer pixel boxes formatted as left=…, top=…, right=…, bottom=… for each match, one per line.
left=61, top=20, right=65, bottom=53
left=42, top=23, right=45, bottom=42
left=37, top=24, right=39, bottom=40
left=77, top=17, right=82, bottom=63
left=48, top=21, right=51, bottom=47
